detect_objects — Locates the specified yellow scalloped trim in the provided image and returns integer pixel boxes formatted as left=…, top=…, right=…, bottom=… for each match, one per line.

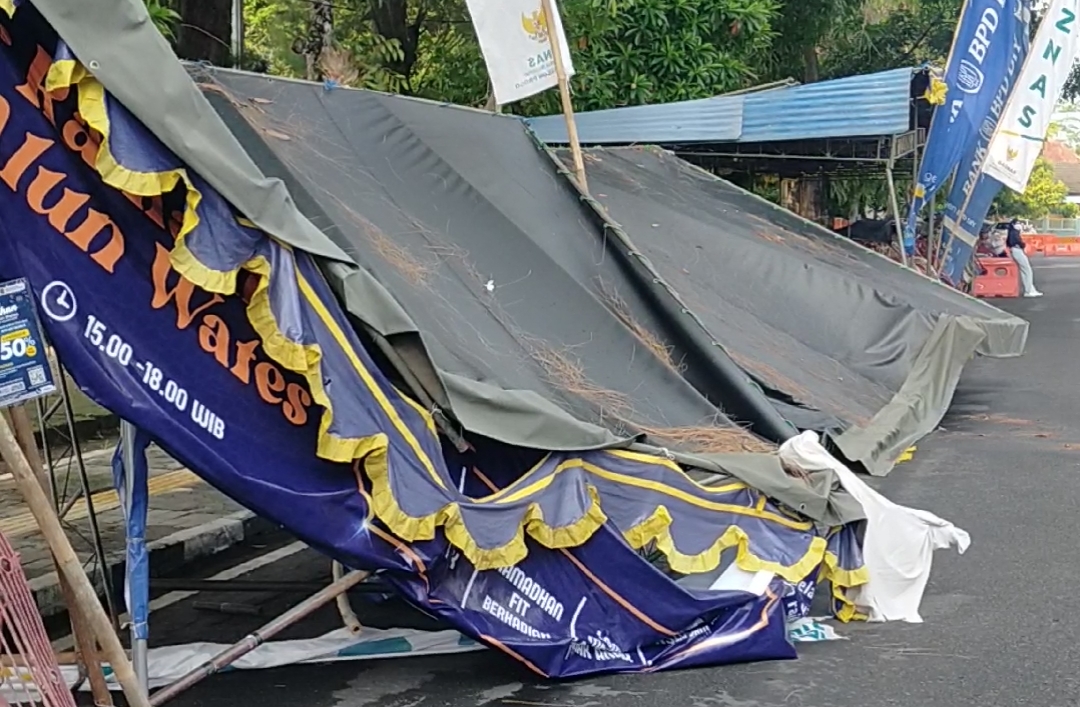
left=820, top=549, right=871, bottom=622
left=622, top=504, right=828, bottom=582
left=0, top=1, right=13, bottom=17
left=367, top=439, right=609, bottom=570
left=58, top=64, right=445, bottom=482
left=45, top=58, right=86, bottom=93
left=71, top=77, right=205, bottom=271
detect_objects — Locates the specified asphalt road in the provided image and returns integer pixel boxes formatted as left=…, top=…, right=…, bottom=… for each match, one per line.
left=148, top=260, right=1080, bottom=707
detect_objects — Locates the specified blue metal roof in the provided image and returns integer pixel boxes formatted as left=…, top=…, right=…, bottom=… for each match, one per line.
left=527, top=95, right=744, bottom=145
left=525, top=67, right=916, bottom=146
left=740, top=67, right=915, bottom=142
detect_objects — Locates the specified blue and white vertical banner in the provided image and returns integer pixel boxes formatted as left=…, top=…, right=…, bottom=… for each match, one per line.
left=111, top=426, right=152, bottom=642
left=983, top=0, right=1080, bottom=192
left=904, top=0, right=1030, bottom=253
left=939, top=0, right=1033, bottom=285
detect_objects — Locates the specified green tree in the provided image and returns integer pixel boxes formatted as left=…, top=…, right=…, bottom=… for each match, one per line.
left=235, top=0, right=954, bottom=115
left=527, top=0, right=780, bottom=112
left=993, top=157, right=1077, bottom=219
left=242, top=0, right=782, bottom=113
left=767, top=0, right=936, bottom=83
left=244, top=0, right=411, bottom=91
left=819, top=0, right=960, bottom=79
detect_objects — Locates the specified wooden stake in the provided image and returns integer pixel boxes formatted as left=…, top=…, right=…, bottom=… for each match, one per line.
left=8, top=406, right=114, bottom=706
left=540, top=0, right=587, bottom=192
left=0, top=410, right=148, bottom=707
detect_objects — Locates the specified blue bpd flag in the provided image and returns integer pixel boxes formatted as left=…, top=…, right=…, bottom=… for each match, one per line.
left=904, top=0, right=1029, bottom=253
left=939, top=0, right=1032, bottom=285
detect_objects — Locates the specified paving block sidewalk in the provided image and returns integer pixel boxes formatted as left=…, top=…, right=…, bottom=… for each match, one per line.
left=0, top=443, right=275, bottom=617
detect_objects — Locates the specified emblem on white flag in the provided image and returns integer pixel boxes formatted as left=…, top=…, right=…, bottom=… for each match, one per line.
left=465, top=0, right=575, bottom=106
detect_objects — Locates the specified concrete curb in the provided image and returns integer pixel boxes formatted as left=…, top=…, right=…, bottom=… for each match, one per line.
left=32, top=510, right=280, bottom=618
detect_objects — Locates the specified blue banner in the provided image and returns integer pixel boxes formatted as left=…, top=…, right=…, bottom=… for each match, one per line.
left=0, top=4, right=869, bottom=677
left=111, top=426, right=151, bottom=642
left=939, top=0, right=1031, bottom=285
left=904, top=0, right=1029, bottom=253
left=0, top=276, right=54, bottom=406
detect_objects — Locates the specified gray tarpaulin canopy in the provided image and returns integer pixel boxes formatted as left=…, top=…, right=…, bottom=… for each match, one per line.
left=32, top=0, right=1023, bottom=518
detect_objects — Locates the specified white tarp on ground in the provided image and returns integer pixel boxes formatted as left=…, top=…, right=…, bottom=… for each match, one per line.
left=779, top=432, right=971, bottom=623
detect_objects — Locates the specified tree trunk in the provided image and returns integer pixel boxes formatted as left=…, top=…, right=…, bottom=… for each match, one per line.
left=802, top=46, right=820, bottom=83
left=304, top=1, right=335, bottom=81
left=798, top=176, right=824, bottom=223
left=367, top=0, right=424, bottom=83
left=176, top=0, right=232, bottom=65
left=780, top=176, right=825, bottom=223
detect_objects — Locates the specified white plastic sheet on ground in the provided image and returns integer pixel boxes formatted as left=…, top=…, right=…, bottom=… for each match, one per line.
left=779, top=431, right=971, bottom=623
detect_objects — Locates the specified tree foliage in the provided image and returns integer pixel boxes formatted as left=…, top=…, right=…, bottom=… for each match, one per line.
left=144, top=0, right=182, bottom=42
left=240, top=0, right=783, bottom=113
left=819, top=0, right=959, bottom=79
left=993, top=157, right=1077, bottom=219
left=220, top=0, right=960, bottom=114
left=245, top=0, right=412, bottom=91
left=157, top=0, right=980, bottom=217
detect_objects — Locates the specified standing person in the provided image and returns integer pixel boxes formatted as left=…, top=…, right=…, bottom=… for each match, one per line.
left=1008, top=218, right=1042, bottom=297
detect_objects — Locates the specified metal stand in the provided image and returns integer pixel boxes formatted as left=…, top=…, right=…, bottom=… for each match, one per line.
left=885, top=158, right=909, bottom=267
left=32, top=367, right=117, bottom=625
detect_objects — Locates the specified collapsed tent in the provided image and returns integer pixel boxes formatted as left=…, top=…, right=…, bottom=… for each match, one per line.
left=192, top=67, right=1028, bottom=476
left=561, top=147, right=1028, bottom=474
left=0, top=3, right=864, bottom=677
left=0, top=0, right=968, bottom=678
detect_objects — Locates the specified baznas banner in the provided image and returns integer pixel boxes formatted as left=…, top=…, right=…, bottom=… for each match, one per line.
left=939, top=0, right=1032, bottom=286
left=0, top=3, right=868, bottom=678
left=983, top=0, right=1080, bottom=192
left=904, top=0, right=1028, bottom=252
left=465, top=0, right=574, bottom=105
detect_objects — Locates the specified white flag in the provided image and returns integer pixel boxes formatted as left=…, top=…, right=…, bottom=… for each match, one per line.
left=465, top=0, right=575, bottom=106
left=983, top=0, right=1080, bottom=192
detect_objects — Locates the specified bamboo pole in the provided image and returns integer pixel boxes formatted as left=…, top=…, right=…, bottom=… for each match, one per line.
left=885, top=162, right=909, bottom=267
left=0, top=410, right=149, bottom=707
left=8, top=406, right=114, bottom=706
left=149, top=569, right=370, bottom=706
left=540, top=0, right=587, bottom=192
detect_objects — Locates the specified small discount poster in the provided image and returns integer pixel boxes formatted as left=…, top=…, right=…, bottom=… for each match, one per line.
left=0, top=278, right=55, bottom=407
